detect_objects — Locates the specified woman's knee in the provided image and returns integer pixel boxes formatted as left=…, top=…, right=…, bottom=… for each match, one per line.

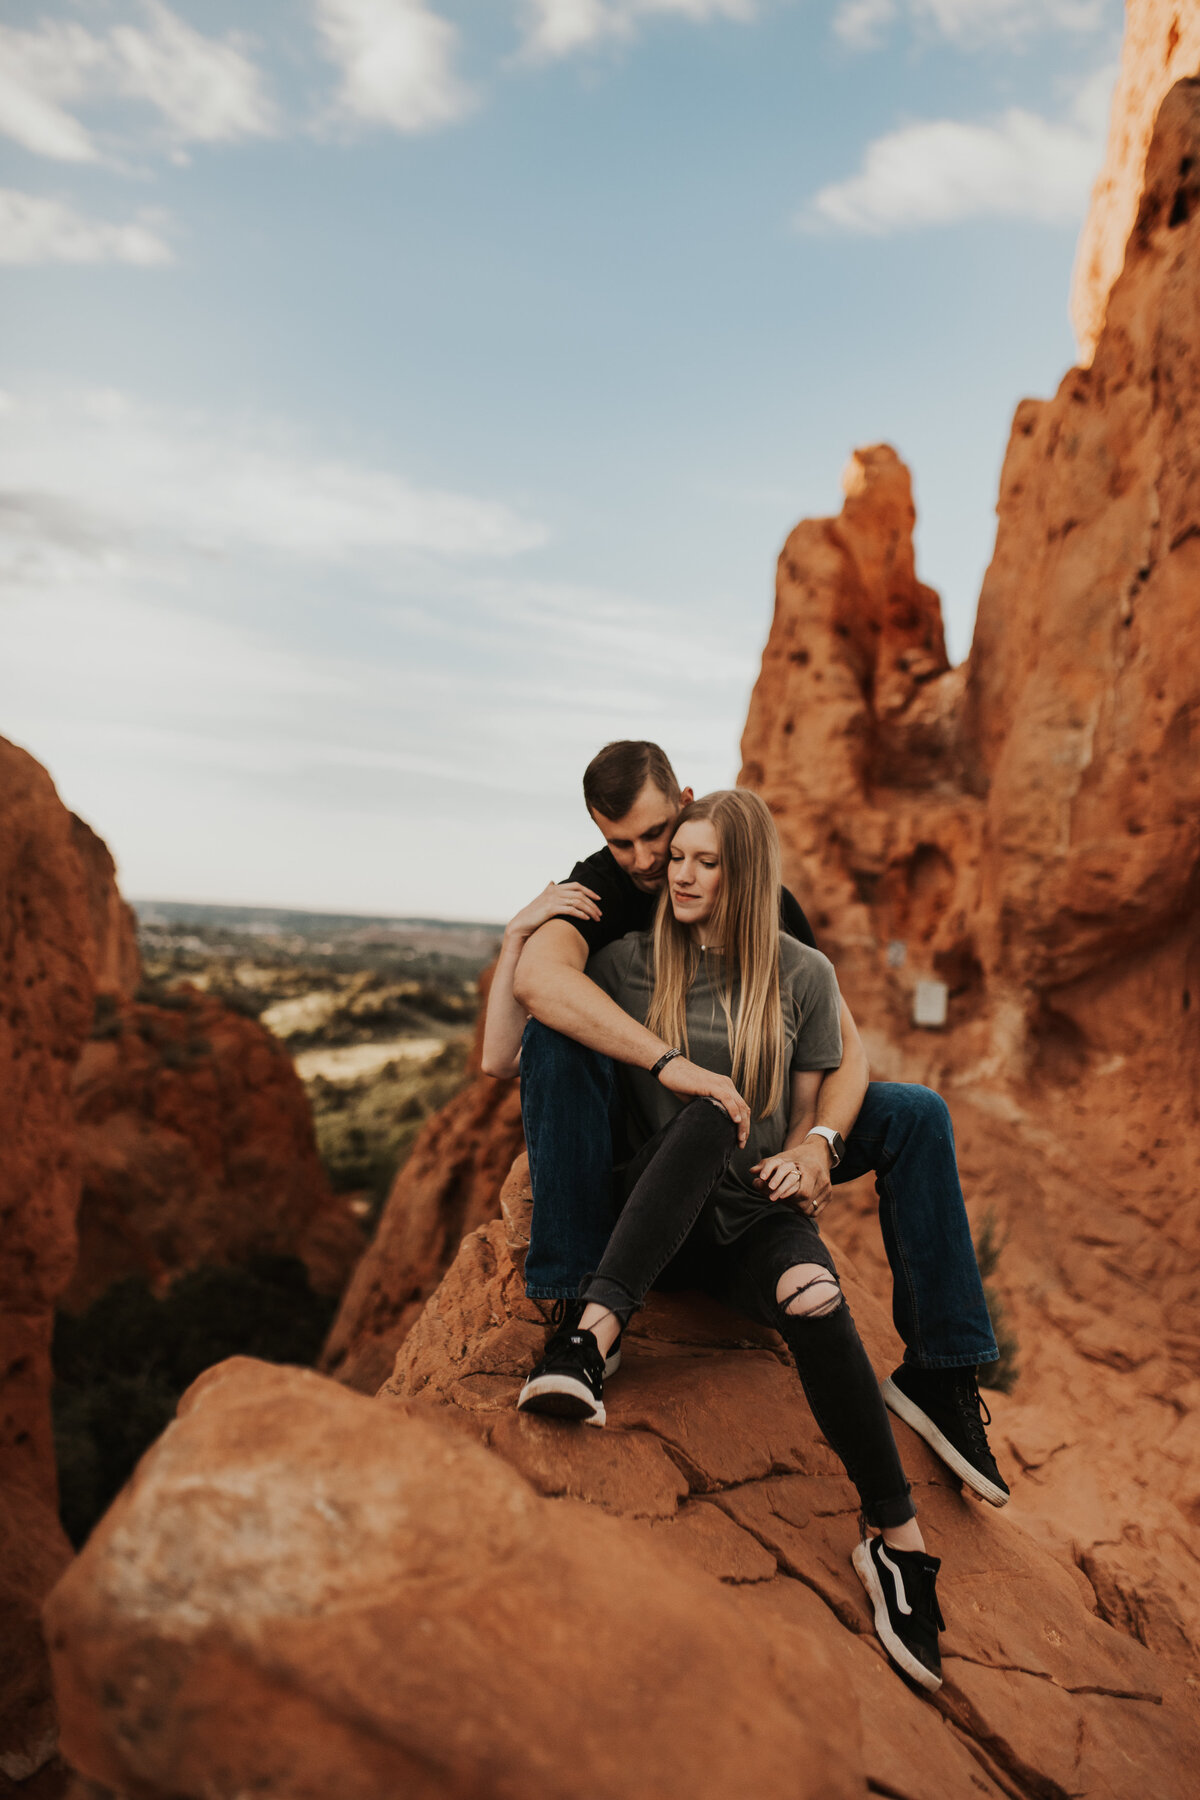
left=678, top=1095, right=739, bottom=1146
left=776, top=1262, right=843, bottom=1320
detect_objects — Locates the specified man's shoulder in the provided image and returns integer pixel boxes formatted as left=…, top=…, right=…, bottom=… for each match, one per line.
left=569, top=845, right=630, bottom=893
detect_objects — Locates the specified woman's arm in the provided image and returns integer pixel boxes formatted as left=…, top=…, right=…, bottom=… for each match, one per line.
left=479, top=881, right=602, bottom=1079
left=812, top=997, right=870, bottom=1141
left=752, top=1070, right=824, bottom=1202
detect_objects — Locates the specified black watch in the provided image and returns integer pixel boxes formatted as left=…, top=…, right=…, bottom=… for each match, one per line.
left=650, top=1048, right=682, bottom=1079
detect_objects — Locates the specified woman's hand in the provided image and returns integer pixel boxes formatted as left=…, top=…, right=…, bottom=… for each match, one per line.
left=505, top=881, right=601, bottom=944
left=751, top=1152, right=803, bottom=1202
left=751, top=1143, right=833, bottom=1216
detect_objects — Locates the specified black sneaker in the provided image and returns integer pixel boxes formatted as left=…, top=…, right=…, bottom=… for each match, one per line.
left=852, top=1535, right=945, bottom=1692
left=517, top=1325, right=607, bottom=1425
left=881, top=1364, right=1010, bottom=1507
left=547, top=1298, right=623, bottom=1377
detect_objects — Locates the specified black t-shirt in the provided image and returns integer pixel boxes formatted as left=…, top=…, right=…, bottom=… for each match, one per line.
left=562, top=845, right=817, bottom=957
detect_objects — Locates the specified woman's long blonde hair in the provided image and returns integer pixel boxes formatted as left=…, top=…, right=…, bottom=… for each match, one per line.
left=645, top=788, right=785, bottom=1119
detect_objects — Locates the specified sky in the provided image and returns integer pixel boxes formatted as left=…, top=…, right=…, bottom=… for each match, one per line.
left=0, top=0, right=1126, bottom=920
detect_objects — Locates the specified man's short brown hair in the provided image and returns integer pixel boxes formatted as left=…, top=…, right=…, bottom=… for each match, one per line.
left=582, top=741, right=681, bottom=820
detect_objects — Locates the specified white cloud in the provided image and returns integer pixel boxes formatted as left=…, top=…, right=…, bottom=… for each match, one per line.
left=108, top=2, right=278, bottom=143
left=518, top=0, right=756, bottom=62
left=0, top=189, right=173, bottom=266
left=802, top=66, right=1114, bottom=232
left=911, top=0, right=1107, bottom=43
left=0, top=5, right=275, bottom=164
left=834, top=0, right=1108, bottom=49
left=832, top=0, right=1109, bottom=50
left=314, top=0, right=475, bottom=133
left=0, top=26, right=103, bottom=162
left=0, top=388, right=546, bottom=575
left=831, top=0, right=896, bottom=50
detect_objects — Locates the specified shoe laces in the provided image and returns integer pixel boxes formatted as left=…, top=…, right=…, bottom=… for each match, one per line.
left=955, top=1371, right=994, bottom=1456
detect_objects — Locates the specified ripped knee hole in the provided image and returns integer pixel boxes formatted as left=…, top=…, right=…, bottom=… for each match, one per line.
left=778, top=1273, right=843, bottom=1319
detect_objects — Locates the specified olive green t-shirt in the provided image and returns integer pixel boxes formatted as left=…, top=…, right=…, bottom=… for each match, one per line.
left=587, top=930, right=843, bottom=1242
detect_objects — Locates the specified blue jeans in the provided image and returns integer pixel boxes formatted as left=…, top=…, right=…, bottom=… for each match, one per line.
left=519, top=1020, right=998, bottom=1370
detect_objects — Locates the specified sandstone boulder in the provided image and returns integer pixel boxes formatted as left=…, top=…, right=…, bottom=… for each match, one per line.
left=44, top=1357, right=862, bottom=1800
left=44, top=1207, right=1200, bottom=1800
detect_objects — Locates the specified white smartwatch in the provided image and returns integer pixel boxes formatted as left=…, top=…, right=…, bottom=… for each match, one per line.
left=805, top=1126, right=845, bottom=1168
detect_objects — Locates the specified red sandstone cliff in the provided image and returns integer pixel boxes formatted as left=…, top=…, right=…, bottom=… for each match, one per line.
left=1071, top=0, right=1200, bottom=364
left=68, top=989, right=361, bottom=1311
left=0, top=742, right=95, bottom=1782
left=740, top=74, right=1200, bottom=1687
left=0, top=737, right=360, bottom=1776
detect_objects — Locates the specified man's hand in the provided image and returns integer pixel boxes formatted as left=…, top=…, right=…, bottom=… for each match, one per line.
left=751, top=1139, right=834, bottom=1216
left=657, top=1057, right=751, bottom=1148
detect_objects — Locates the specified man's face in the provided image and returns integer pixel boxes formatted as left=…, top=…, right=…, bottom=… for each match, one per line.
left=591, top=781, right=694, bottom=893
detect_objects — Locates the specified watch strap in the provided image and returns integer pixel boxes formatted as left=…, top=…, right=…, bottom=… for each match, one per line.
left=805, top=1125, right=844, bottom=1168
left=650, top=1048, right=682, bottom=1079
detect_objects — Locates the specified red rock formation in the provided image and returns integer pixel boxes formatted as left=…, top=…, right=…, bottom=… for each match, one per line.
left=66, top=817, right=140, bottom=1004
left=0, top=735, right=359, bottom=1776
left=44, top=1357, right=870, bottom=1800
left=745, top=79, right=1200, bottom=1040
left=42, top=1207, right=1200, bottom=1799
left=321, top=965, right=523, bottom=1394
left=1071, top=0, right=1200, bottom=364
left=741, top=74, right=1200, bottom=1684
left=67, top=988, right=361, bottom=1310
left=0, top=740, right=95, bottom=1781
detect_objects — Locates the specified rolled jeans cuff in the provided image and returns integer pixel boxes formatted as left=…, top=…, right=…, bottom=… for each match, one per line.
left=863, top=1485, right=916, bottom=1531
left=578, top=1271, right=641, bottom=1328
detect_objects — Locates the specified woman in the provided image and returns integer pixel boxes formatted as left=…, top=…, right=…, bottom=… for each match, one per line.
left=490, top=791, right=944, bottom=1692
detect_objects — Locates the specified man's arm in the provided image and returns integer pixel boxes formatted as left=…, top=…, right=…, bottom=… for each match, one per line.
left=513, top=920, right=753, bottom=1145
left=480, top=881, right=602, bottom=1079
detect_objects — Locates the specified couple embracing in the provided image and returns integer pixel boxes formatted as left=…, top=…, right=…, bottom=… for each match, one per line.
left=482, top=740, right=1007, bottom=1693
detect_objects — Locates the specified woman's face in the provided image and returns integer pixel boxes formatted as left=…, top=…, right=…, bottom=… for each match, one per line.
left=668, top=818, right=722, bottom=929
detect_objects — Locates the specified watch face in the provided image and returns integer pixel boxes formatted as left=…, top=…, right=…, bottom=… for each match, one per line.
left=831, top=1132, right=846, bottom=1165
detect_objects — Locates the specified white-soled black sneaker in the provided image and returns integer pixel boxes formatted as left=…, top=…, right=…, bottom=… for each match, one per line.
left=852, top=1535, right=945, bottom=1693
left=517, top=1324, right=607, bottom=1425
left=881, top=1364, right=1009, bottom=1507
left=547, top=1298, right=622, bottom=1378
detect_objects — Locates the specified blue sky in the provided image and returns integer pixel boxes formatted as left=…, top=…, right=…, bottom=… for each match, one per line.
left=1, top=0, right=1124, bottom=919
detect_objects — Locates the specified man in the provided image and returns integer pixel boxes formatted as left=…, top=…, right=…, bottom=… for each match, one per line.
left=510, top=740, right=1008, bottom=1505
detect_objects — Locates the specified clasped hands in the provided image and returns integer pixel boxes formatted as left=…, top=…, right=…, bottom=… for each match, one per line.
left=750, top=1141, right=834, bottom=1217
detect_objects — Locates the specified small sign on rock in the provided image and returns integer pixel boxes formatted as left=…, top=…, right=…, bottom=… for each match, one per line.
left=912, top=979, right=948, bottom=1029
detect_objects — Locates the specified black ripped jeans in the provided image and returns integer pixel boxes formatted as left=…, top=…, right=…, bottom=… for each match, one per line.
left=580, top=1098, right=915, bottom=1530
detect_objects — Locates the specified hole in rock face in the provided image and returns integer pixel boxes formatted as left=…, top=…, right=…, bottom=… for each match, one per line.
left=788, top=648, right=810, bottom=666
left=1169, top=187, right=1190, bottom=229
left=1031, top=1002, right=1090, bottom=1086
left=852, top=870, right=881, bottom=906
left=902, top=843, right=955, bottom=941
left=934, top=945, right=984, bottom=999
left=1184, top=990, right=1191, bottom=1012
